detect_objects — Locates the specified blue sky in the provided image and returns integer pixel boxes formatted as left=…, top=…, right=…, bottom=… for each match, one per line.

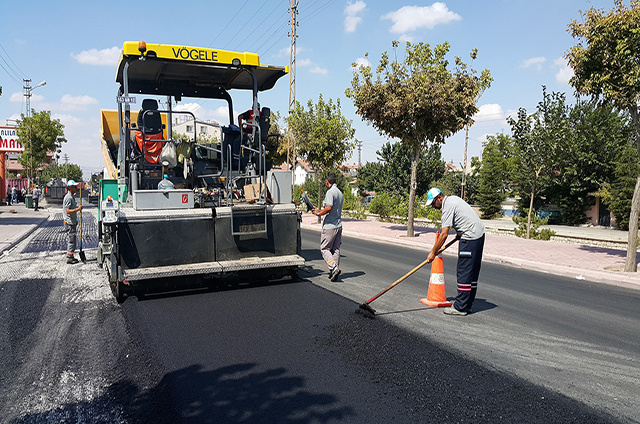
left=0, top=0, right=614, bottom=179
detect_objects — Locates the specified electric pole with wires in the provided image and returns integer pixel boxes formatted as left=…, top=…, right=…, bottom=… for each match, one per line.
left=287, top=0, right=299, bottom=170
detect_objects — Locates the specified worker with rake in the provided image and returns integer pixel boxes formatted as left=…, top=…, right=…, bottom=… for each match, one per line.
left=426, top=188, right=485, bottom=316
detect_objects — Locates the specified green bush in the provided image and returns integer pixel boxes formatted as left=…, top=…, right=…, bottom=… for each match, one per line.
left=369, top=192, right=396, bottom=220
left=512, top=210, right=555, bottom=240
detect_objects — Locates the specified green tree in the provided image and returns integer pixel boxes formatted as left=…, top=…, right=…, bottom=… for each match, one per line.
left=356, top=161, right=385, bottom=194
left=508, top=88, right=570, bottom=238
left=377, top=142, right=444, bottom=197
left=479, top=134, right=513, bottom=218
left=287, top=95, right=355, bottom=221
left=346, top=41, right=492, bottom=237
left=565, top=0, right=640, bottom=270
left=39, top=162, right=83, bottom=184
left=547, top=100, right=632, bottom=225
left=16, top=110, right=66, bottom=183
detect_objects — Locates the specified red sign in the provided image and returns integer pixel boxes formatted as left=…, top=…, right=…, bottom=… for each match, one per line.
left=0, top=126, right=23, bottom=152
left=182, top=194, right=188, bottom=203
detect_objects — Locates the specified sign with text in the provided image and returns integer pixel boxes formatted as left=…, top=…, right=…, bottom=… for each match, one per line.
left=116, top=96, right=137, bottom=104
left=0, top=126, right=23, bottom=152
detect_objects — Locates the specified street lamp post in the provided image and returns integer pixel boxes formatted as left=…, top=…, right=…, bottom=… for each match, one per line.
left=23, top=79, right=46, bottom=187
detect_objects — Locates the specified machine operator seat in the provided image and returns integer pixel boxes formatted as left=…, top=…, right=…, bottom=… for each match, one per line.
left=135, top=99, right=164, bottom=164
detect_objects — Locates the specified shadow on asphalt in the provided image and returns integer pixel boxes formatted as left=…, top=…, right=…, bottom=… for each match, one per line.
left=10, top=363, right=354, bottom=423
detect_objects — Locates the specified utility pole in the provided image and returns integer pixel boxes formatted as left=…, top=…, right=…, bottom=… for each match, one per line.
left=288, top=0, right=299, bottom=114
left=461, top=125, right=469, bottom=201
left=287, top=0, right=299, bottom=171
left=23, top=79, right=46, bottom=187
left=357, top=139, right=362, bottom=166
left=63, top=153, right=70, bottom=182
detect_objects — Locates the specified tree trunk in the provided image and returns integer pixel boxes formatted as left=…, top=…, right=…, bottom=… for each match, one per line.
left=407, top=143, right=420, bottom=238
left=526, top=172, right=538, bottom=240
left=625, top=176, right=640, bottom=271
left=626, top=106, right=640, bottom=272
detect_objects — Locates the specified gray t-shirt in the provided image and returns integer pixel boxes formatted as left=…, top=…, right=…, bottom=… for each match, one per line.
left=322, top=184, right=343, bottom=230
left=63, top=192, right=78, bottom=225
left=441, top=195, right=485, bottom=240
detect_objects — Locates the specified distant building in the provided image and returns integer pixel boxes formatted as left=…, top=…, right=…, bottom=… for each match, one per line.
left=294, top=160, right=315, bottom=185
left=171, top=116, right=222, bottom=143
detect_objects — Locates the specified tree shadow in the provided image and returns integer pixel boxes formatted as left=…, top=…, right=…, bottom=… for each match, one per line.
left=11, top=363, right=354, bottom=424
left=577, top=244, right=640, bottom=265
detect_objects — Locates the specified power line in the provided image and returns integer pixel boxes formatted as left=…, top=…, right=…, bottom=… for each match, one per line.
left=0, top=43, right=26, bottom=81
left=208, top=0, right=251, bottom=48
left=233, top=0, right=287, bottom=51
left=225, top=2, right=271, bottom=50
left=0, top=61, right=22, bottom=87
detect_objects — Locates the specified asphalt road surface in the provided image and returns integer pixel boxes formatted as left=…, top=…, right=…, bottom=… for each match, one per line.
left=0, top=213, right=637, bottom=423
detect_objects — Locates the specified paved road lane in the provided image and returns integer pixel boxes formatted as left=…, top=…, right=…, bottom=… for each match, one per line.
left=302, top=228, right=640, bottom=423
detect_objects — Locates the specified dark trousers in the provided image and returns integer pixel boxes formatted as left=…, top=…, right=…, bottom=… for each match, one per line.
left=453, top=235, right=485, bottom=312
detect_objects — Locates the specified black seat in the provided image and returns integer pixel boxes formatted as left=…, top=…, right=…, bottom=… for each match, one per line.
left=137, top=99, right=163, bottom=135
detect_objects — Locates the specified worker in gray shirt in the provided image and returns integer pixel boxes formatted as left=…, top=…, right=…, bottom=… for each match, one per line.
left=426, top=188, right=485, bottom=316
left=313, top=172, right=344, bottom=282
left=63, top=180, right=83, bottom=264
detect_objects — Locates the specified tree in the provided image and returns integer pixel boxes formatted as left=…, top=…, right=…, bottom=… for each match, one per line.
left=508, top=88, right=570, bottom=239
left=565, top=0, right=640, bottom=270
left=597, top=142, right=640, bottom=230
left=357, top=141, right=445, bottom=197
left=16, top=110, right=66, bottom=184
left=546, top=100, right=632, bottom=225
left=346, top=41, right=492, bottom=237
left=39, top=162, right=83, bottom=184
left=479, top=134, right=513, bottom=218
left=287, top=95, right=355, bottom=221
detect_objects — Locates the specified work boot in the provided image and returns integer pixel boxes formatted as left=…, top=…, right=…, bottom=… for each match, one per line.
left=328, top=269, right=334, bottom=280
left=443, top=305, right=467, bottom=316
left=67, top=256, right=79, bottom=264
left=330, top=269, right=341, bottom=282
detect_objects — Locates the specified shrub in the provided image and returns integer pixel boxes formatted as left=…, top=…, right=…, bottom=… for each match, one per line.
left=513, top=209, right=555, bottom=240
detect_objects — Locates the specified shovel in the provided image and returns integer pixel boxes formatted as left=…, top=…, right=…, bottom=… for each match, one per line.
left=78, top=186, right=86, bottom=263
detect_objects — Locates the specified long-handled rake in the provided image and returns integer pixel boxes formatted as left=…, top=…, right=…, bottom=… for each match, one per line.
left=78, top=185, right=86, bottom=263
left=358, top=235, right=460, bottom=317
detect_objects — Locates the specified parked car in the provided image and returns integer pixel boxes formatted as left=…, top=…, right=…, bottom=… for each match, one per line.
left=536, top=205, right=562, bottom=224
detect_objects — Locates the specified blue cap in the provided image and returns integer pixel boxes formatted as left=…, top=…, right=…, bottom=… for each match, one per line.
left=425, top=188, right=441, bottom=206
left=67, top=180, right=79, bottom=187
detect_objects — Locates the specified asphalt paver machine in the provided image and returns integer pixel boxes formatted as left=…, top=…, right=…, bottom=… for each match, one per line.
left=98, top=41, right=303, bottom=301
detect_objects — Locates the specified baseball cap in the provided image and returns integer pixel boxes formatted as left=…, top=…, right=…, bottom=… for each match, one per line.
left=425, top=188, right=441, bottom=206
left=67, top=180, right=79, bottom=187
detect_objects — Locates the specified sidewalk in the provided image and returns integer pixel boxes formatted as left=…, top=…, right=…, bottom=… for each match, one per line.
left=301, top=213, right=640, bottom=291
left=0, top=202, right=51, bottom=256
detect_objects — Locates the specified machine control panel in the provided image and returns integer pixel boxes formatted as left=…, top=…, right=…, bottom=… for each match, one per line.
left=101, top=196, right=120, bottom=224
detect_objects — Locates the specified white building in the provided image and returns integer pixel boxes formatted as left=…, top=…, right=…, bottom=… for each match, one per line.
left=171, top=116, right=222, bottom=143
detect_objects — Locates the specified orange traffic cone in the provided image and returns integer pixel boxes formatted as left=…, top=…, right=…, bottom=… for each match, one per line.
left=421, top=232, right=453, bottom=307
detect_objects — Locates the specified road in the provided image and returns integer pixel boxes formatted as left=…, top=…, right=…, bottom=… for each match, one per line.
left=0, top=213, right=637, bottom=423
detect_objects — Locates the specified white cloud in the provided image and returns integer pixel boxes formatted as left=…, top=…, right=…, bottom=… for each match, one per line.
left=297, top=58, right=312, bottom=66
left=59, top=94, right=98, bottom=111
left=382, top=3, right=461, bottom=33
left=310, top=66, right=328, bottom=75
left=399, top=34, right=415, bottom=43
left=554, top=57, right=573, bottom=84
left=351, top=57, right=371, bottom=70
left=473, top=103, right=505, bottom=123
left=71, top=46, right=120, bottom=66
left=344, top=1, right=366, bottom=32
left=521, top=57, right=546, bottom=71
left=277, top=45, right=307, bottom=58
left=9, top=92, right=23, bottom=103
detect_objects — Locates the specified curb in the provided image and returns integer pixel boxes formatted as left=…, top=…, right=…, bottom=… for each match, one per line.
left=0, top=214, right=50, bottom=256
